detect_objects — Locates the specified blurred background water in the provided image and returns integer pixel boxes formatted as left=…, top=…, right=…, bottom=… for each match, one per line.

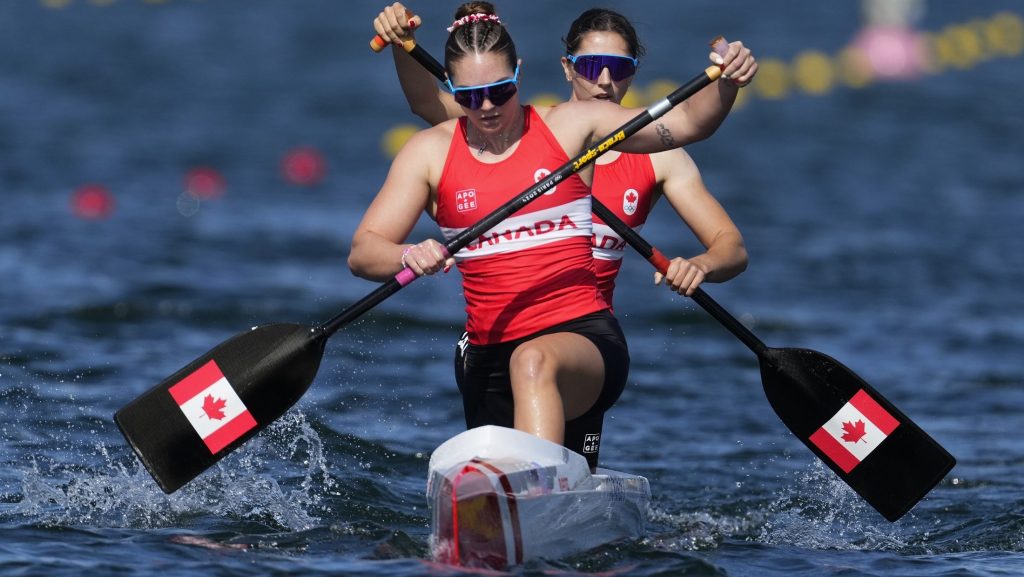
left=1, top=1, right=1022, bottom=575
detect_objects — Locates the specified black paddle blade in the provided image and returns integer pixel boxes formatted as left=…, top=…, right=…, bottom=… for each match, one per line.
left=758, top=347, right=955, bottom=521
left=115, top=323, right=328, bottom=493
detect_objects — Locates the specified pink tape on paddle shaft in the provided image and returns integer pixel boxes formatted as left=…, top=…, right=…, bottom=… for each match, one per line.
left=395, top=245, right=451, bottom=287
left=396, top=267, right=418, bottom=286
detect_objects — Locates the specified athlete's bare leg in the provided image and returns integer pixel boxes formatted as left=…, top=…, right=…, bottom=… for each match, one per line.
left=509, top=332, right=605, bottom=444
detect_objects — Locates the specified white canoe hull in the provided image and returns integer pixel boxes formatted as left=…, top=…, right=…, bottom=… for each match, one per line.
left=426, top=425, right=650, bottom=569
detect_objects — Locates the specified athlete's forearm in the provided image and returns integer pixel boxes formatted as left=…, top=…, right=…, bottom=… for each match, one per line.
left=666, top=37, right=756, bottom=143
left=691, top=231, right=748, bottom=283
left=676, top=79, right=738, bottom=143
left=348, top=229, right=408, bottom=282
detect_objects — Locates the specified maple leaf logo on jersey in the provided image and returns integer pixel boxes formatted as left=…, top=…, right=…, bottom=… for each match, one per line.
left=841, top=419, right=867, bottom=443
left=623, top=188, right=639, bottom=215
left=202, top=394, right=228, bottom=420
left=534, top=168, right=557, bottom=196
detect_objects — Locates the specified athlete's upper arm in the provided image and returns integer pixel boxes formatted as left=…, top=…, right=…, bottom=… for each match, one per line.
left=357, top=128, right=441, bottom=242
left=439, top=92, right=464, bottom=123
left=414, top=90, right=464, bottom=126
left=654, top=148, right=740, bottom=247
left=547, top=100, right=703, bottom=155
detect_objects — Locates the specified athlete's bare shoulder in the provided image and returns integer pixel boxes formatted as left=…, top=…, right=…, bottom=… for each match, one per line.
left=398, top=119, right=459, bottom=157
left=536, top=101, right=607, bottom=150
left=649, top=146, right=699, bottom=183
left=540, top=99, right=615, bottom=125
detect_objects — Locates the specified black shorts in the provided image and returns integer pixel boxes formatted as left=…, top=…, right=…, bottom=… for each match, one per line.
left=453, top=310, right=629, bottom=469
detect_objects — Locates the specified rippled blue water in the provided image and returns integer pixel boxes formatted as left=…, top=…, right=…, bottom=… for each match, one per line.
left=2, top=1, right=1023, bottom=576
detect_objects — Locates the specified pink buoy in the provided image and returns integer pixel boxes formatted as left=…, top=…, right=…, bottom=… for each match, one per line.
left=184, top=166, right=226, bottom=200
left=852, top=25, right=925, bottom=80
left=281, top=147, right=326, bottom=186
left=71, top=184, right=115, bottom=219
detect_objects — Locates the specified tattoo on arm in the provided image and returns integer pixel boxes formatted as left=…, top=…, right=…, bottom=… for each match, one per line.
left=656, top=123, right=676, bottom=148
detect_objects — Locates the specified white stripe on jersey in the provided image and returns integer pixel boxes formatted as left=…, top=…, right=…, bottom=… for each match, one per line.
left=440, top=198, right=592, bottom=260
left=592, top=222, right=644, bottom=261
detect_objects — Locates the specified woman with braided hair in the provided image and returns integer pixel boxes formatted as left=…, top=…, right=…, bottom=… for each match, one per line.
left=351, top=3, right=750, bottom=469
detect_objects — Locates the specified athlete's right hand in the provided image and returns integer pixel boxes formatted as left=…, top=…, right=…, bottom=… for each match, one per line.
left=654, top=255, right=709, bottom=296
left=401, top=239, right=455, bottom=277
left=373, top=2, right=420, bottom=46
left=709, top=39, right=757, bottom=88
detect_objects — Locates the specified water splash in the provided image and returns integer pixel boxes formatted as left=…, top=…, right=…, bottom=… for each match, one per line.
left=646, top=507, right=765, bottom=551
left=757, top=460, right=909, bottom=551
left=9, top=410, right=336, bottom=532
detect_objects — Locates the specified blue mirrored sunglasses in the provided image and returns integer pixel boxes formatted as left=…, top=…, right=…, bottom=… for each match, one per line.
left=445, top=65, right=520, bottom=110
left=567, top=53, right=638, bottom=82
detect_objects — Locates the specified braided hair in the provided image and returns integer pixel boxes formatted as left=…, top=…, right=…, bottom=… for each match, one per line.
left=444, top=2, right=518, bottom=74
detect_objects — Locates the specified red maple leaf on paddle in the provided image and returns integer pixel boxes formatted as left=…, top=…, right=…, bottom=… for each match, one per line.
left=202, top=394, right=228, bottom=420
left=841, top=419, right=867, bottom=443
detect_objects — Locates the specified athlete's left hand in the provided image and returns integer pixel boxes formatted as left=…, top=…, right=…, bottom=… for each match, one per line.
left=709, top=40, right=757, bottom=88
left=654, top=256, right=708, bottom=296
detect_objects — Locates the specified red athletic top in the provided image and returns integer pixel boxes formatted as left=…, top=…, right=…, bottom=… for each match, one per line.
left=436, top=106, right=607, bottom=345
left=591, top=152, right=658, bottom=307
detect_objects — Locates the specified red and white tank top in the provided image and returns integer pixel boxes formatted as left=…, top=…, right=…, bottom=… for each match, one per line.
left=436, top=106, right=607, bottom=345
left=591, top=152, right=658, bottom=307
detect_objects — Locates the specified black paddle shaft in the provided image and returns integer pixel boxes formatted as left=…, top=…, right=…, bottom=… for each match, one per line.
left=396, top=40, right=772, bottom=356
left=402, top=39, right=955, bottom=521
left=116, top=56, right=723, bottom=493
left=319, top=63, right=720, bottom=337
left=590, top=200, right=954, bottom=521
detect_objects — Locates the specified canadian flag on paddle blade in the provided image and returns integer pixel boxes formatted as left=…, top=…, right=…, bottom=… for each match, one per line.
left=168, top=360, right=257, bottom=454
left=809, top=389, right=900, bottom=474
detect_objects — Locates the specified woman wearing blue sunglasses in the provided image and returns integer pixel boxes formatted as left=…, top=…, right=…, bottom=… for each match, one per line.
left=353, top=3, right=753, bottom=470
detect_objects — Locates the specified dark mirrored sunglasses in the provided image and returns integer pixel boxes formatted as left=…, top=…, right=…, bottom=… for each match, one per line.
left=567, top=53, right=638, bottom=82
left=446, top=65, right=520, bottom=110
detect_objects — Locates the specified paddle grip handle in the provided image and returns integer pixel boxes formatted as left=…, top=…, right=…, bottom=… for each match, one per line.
left=711, top=36, right=729, bottom=58
left=394, top=245, right=451, bottom=287
left=370, top=10, right=422, bottom=52
left=710, top=36, right=751, bottom=87
left=395, top=267, right=417, bottom=286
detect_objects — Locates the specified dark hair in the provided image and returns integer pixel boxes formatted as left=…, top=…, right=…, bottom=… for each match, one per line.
left=444, top=2, right=518, bottom=74
left=454, top=1, right=494, bottom=19
left=563, top=8, right=645, bottom=60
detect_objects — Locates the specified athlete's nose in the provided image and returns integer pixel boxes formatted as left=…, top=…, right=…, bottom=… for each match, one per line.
left=478, top=97, right=497, bottom=112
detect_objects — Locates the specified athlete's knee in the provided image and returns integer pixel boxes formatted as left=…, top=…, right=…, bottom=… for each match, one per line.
left=509, top=344, right=554, bottom=390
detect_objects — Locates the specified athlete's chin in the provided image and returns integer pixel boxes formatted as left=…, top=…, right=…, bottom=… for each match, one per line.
left=475, top=115, right=502, bottom=129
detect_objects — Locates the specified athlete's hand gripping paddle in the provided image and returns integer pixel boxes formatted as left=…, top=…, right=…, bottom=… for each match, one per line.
left=370, top=7, right=422, bottom=52
left=115, top=51, right=724, bottom=494
left=590, top=200, right=954, bottom=522
left=369, top=8, right=447, bottom=82
left=389, top=36, right=956, bottom=522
